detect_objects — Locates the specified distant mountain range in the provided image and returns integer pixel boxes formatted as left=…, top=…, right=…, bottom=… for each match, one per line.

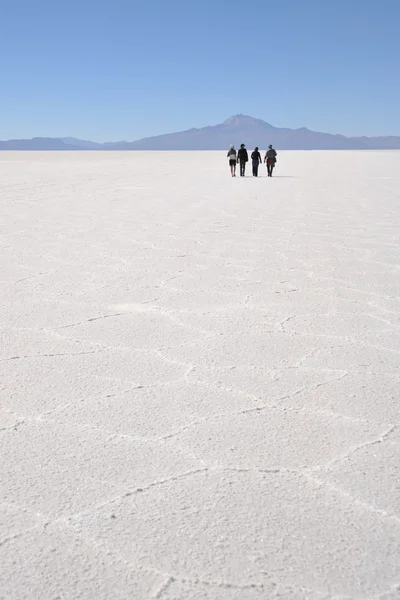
left=1, top=115, right=400, bottom=150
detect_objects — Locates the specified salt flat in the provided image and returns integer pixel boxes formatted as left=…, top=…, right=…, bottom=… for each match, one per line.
left=1, top=151, right=400, bottom=600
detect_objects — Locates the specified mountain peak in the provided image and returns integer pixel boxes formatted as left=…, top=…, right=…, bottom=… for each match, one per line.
left=222, top=114, right=274, bottom=128
left=223, top=114, right=253, bottom=124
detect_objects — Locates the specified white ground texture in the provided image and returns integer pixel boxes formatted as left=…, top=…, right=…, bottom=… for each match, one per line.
left=1, top=151, right=400, bottom=600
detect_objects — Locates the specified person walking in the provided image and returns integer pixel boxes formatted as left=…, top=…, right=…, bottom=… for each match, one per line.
left=264, top=144, right=277, bottom=177
left=251, top=147, right=262, bottom=177
left=227, top=145, right=237, bottom=177
left=237, top=143, right=248, bottom=177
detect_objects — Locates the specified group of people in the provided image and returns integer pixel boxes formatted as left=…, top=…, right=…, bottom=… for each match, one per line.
left=227, top=144, right=277, bottom=178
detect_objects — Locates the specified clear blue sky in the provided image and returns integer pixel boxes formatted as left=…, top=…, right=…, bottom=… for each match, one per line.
left=1, top=0, right=399, bottom=141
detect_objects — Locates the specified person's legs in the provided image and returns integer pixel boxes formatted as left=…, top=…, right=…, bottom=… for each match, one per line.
left=241, top=162, right=246, bottom=176
left=252, top=163, right=256, bottom=176
left=255, top=163, right=259, bottom=177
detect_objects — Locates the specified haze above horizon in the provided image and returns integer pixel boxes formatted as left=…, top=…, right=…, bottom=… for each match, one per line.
left=1, top=0, right=399, bottom=141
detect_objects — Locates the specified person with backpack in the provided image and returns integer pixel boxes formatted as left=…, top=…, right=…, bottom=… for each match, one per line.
left=227, top=145, right=237, bottom=177
left=237, top=143, right=248, bottom=177
left=251, top=147, right=262, bottom=177
left=264, top=144, right=277, bottom=177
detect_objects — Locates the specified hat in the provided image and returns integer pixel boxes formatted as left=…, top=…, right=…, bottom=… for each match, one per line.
left=229, top=144, right=234, bottom=149
left=268, top=144, right=273, bottom=149
left=241, top=143, right=245, bottom=148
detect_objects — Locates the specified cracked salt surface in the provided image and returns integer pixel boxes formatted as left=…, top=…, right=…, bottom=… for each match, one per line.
left=1, top=151, right=400, bottom=599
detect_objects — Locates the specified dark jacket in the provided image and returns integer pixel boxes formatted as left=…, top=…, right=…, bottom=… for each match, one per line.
left=265, top=148, right=277, bottom=162
left=251, top=151, right=262, bottom=163
left=237, top=148, right=248, bottom=163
